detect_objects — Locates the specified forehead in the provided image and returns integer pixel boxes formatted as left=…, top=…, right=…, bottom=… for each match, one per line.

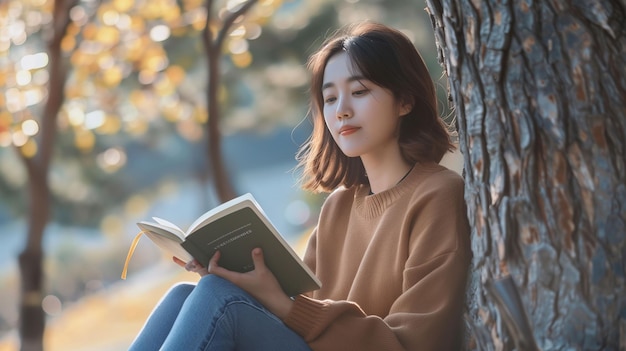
left=322, top=52, right=361, bottom=86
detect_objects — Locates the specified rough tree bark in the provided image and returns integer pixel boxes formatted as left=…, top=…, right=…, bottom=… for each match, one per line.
left=202, top=0, right=258, bottom=203
left=425, top=0, right=626, bottom=350
left=17, top=0, right=75, bottom=350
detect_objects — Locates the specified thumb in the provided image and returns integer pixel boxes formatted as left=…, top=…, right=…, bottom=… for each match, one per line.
left=251, top=248, right=266, bottom=271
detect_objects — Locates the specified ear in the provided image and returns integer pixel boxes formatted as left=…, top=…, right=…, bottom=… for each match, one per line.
left=398, top=98, right=413, bottom=117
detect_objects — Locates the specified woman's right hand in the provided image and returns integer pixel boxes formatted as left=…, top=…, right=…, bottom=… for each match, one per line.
left=173, top=257, right=210, bottom=277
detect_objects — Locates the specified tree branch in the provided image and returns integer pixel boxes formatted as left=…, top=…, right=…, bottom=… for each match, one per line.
left=214, top=0, right=258, bottom=50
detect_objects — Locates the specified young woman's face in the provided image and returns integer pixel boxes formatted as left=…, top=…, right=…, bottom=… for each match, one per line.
left=321, top=52, right=410, bottom=160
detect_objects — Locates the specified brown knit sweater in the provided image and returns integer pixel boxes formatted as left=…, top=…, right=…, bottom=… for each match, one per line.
left=284, top=162, right=472, bottom=351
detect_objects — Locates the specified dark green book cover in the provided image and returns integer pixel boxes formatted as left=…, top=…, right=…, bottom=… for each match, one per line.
left=178, top=196, right=321, bottom=297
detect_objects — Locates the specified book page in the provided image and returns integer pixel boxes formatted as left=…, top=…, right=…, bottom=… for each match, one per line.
left=152, top=217, right=184, bottom=232
left=145, top=231, right=193, bottom=262
left=137, top=221, right=186, bottom=241
left=186, top=193, right=255, bottom=235
left=132, top=221, right=193, bottom=262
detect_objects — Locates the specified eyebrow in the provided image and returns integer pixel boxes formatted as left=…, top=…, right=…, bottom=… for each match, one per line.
left=321, top=75, right=367, bottom=91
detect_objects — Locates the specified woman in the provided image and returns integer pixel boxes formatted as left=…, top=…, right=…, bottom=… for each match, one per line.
left=130, top=21, right=471, bottom=351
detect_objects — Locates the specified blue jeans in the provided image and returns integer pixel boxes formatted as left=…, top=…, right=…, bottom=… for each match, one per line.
left=129, top=275, right=311, bottom=351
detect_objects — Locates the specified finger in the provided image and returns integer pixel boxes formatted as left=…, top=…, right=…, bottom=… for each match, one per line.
left=208, top=251, right=240, bottom=282
left=207, top=251, right=222, bottom=274
left=172, top=256, right=186, bottom=268
left=250, top=248, right=266, bottom=271
left=185, top=259, right=201, bottom=272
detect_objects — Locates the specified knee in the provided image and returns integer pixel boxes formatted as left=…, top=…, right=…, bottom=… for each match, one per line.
left=197, top=275, right=231, bottom=290
left=165, top=282, right=195, bottom=299
left=197, top=275, right=246, bottom=299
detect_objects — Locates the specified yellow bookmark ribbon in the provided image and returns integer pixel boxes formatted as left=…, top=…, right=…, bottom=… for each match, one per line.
left=121, top=230, right=149, bottom=280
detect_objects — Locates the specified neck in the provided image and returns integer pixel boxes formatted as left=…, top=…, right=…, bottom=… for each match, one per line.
left=362, top=153, right=412, bottom=194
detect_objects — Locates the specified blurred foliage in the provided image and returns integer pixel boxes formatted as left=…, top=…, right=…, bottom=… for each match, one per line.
left=0, top=0, right=447, bottom=343
left=0, top=0, right=444, bottom=230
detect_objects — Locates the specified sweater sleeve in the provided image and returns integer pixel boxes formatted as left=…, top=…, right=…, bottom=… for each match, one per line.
left=283, top=174, right=471, bottom=351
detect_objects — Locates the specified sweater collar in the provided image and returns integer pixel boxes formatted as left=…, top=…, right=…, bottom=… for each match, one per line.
left=353, top=162, right=442, bottom=219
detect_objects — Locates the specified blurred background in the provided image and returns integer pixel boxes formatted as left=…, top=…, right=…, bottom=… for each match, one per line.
left=0, top=0, right=453, bottom=349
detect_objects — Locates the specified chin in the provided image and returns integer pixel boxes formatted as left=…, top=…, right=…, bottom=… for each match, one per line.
left=337, top=147, right=360, bottom=158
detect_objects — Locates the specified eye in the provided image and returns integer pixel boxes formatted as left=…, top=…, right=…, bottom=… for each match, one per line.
left=324, top=96, right=336, bottom=104
left=353, top=89, right=369, bottom=96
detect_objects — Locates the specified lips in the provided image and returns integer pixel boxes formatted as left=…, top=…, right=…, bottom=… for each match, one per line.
left=339, top=125, right=360, bottom=136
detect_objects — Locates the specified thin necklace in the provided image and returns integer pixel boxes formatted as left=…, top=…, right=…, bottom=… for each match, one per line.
left=369, top=165, right=414, bottom=195
left=397, top=165, right=414, bottom=184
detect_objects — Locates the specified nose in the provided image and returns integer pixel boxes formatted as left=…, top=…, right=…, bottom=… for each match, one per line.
left=336, top=96, right=352, bottom=119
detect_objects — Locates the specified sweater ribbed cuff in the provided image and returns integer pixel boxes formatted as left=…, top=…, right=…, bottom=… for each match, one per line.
left=284, top=295, right=328, bottom=340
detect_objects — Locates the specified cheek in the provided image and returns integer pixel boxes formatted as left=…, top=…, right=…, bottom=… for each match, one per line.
left=322, top=109, right=334, bottom=131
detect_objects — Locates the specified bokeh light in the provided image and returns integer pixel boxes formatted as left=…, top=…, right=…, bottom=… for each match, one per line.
left=20, top=52, right=48, bottom=70
left=284, top=200, right=310, bottom=226
left=149, top=24, right=171, bottom=42
left=97, top=147, right=127, bottom=173
left=124, top=194, right=150, bottom=217
left=21, top=119, right=39, bottom=136
left=42, top=295, right=63, bottom=317
left=100, top=214, right=125, bottom=239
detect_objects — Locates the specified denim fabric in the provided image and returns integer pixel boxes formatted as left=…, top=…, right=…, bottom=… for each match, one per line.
left=129, top=275, right=311, bottom=351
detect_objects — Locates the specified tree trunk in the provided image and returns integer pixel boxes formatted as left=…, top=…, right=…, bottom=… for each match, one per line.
left=202, top=0, right=258, bottom=203
left=18, top=178, right=48, bottom=351
left=17, top=0, right=74, bottom=349
left=425, top=0, right=626, bottom=349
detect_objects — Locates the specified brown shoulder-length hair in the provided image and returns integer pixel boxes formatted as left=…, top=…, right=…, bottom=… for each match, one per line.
left=297, top=22, right=454, bottom=193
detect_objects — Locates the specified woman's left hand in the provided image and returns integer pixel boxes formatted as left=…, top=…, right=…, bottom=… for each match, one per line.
left=208, top=248, right=294, bottom=319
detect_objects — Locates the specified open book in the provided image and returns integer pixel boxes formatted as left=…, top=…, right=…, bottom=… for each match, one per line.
left=122, top=193, right=321, bottom=296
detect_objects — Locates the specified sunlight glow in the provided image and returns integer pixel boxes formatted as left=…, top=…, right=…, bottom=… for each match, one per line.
left=32, top=69, right=49, bottom=85
left=115, top=13, right=132, bottom=30
left=125, top=195, right=150, bottom=217
left=165, top=65, right=185, bottom=85
left=12, top=130, right=27, bottom=147
left=96, top=26, right=120, bottom=45
left=20, top=139, right=37, bottom=158
left=85, top=110, right=106, bottom=130
left=177, top=118, right=203, bottom=141
left=74, top=129, right=95, bottom=151
left=23, top=87, right=45, bottom=107
left=231, top=51, right=252, bottom=68
left=25, top=11, right=43, bottom=27
left=96, top=114, right=122, bottom=134
left=0, top=132, right=11, bottom=147
left=97, top=147, right=127, bottom=173
left=5, top=88, right=24, bottom=112
left=246, top=23, right=262, bottom=39
left=113, top=0, right=135, bottom=13
left=150, top=24, right=171, bottom=42
left=16, top=70, right=32, bottom=86
left=102, top=10, right=120, bottom=26
left=226, top=0, right=247, bottom=12
left=21, top=119, right=39, bottom=136
left=138, top=70, right=156, bottom=84
left=20, top=52, right=49, bottom=70
left=230, top=25, right=246, bottom=37
left=42, top=295, right=63, bottom=317
left=284, top=200, right=311, bottom=226
left=9, top=20, right=27, bottom=45
left=101, top=214, right=124, bottom=240
left=144, top=53, right=169, bottom=72
left=102, top=66, right=123, bottom=86
left=228, top=38, right=248, bottom=54
left=67, top=105, right=85, bottom=127
left=69, top=6, right=88, bottom=25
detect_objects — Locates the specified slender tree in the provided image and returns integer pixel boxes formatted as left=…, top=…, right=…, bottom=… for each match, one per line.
left=17, top=1, right=76, bottom=350
left=425, top=0, right=626, bottom=349
left=202, top=0, right=259, bottom=203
